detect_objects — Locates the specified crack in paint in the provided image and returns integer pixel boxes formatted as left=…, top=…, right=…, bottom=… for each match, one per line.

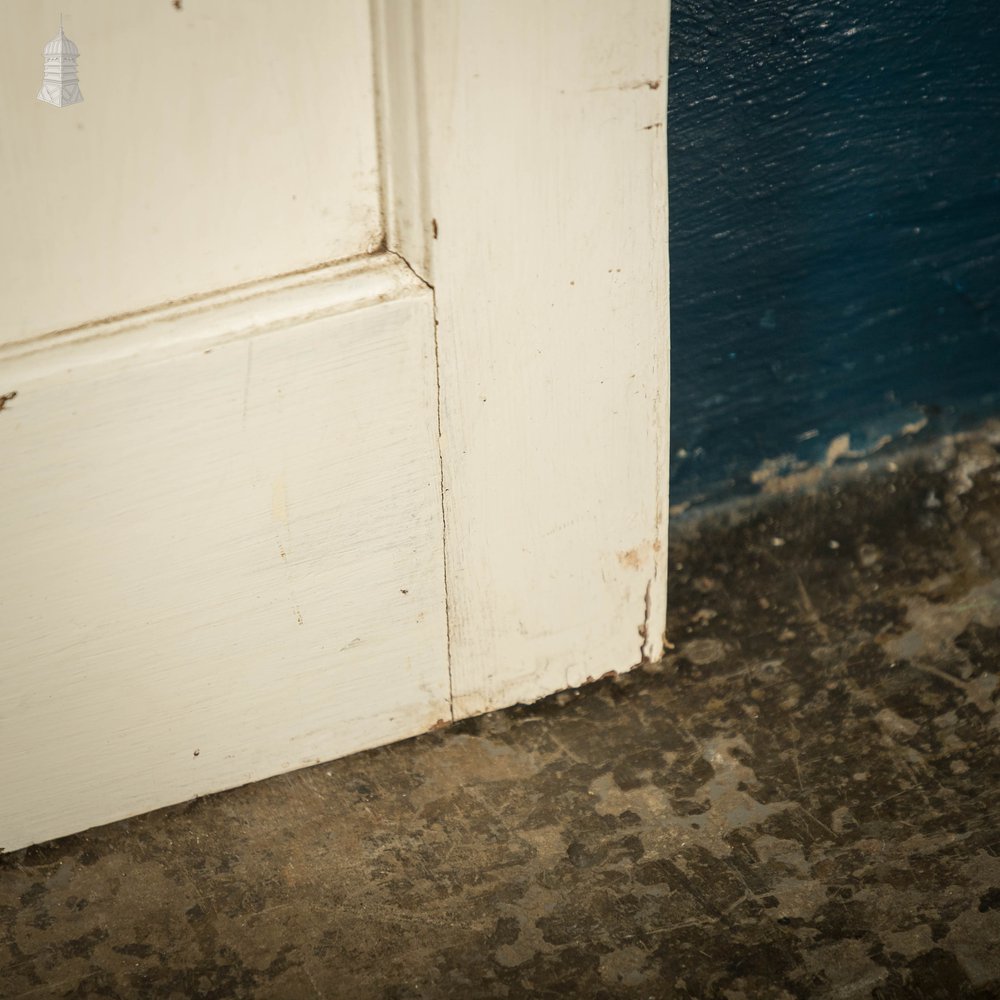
left=386, top=248, right=454, bottom=723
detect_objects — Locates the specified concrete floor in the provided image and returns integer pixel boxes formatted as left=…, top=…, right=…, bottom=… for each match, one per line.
left=2, top=426, right=1000, bottom=999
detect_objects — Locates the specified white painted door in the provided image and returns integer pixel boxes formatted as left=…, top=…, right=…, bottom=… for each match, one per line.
left=1, top=0, right=669, bottom=852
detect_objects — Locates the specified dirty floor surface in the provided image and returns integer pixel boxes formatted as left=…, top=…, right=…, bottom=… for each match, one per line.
left=2, top=428, right=1000, bottom=999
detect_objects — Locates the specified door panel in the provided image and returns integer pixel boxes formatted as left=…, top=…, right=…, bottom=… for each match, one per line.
left=0, top=258, right=449, bottom=851
left=1, top=0, right=381, bottom=345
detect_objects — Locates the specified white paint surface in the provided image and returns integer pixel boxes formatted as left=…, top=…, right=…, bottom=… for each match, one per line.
left=393, top=0, right=671, bottom=714
left=1, top=0, right=381, bottom=345
left=1, top=1, right=670, bottom=850
left=0, top=256, right=449, bottom=851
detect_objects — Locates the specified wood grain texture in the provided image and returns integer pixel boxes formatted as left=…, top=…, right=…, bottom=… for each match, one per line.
left=406, top=0, right=671, bottom=715
left=0, top=255, right=449, bottom=852
left=669, top=0, right=1000, bottom=508
left=1, top=0, right=381, bottom=345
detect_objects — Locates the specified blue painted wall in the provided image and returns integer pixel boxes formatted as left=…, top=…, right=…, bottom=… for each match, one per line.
left=668, top=0, right=1000, bottom=506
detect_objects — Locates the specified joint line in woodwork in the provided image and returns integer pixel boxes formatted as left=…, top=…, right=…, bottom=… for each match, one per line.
left=387, top=248, right=453, bottom=722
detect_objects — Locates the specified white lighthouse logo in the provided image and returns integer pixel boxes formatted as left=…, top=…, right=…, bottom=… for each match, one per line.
left=37, top=17, right=83, bottom=108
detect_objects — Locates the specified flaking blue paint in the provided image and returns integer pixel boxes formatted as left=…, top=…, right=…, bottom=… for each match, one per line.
left=669, top=0, right=1000, bottom=506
